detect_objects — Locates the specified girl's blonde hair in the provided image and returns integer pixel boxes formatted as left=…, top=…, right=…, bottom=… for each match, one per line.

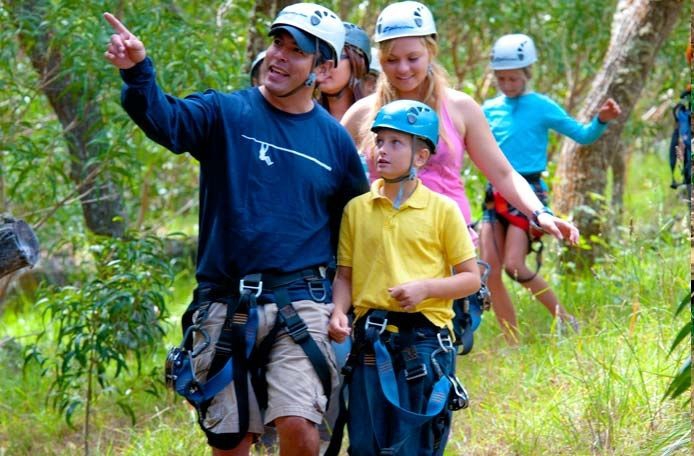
left=360, top=36, right=455, bottom=157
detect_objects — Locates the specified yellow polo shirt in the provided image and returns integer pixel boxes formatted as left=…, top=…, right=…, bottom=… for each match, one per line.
left=338, top=179, right=476, bottom=329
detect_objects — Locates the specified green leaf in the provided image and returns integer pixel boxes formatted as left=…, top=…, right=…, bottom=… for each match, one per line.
left=663, top=359, right=692, bottom=400
left=668, top=320, right=693, bottom=356
left=65, top=399, right=82, bottom=429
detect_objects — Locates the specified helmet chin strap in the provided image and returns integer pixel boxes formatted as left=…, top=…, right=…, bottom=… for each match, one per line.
left=278, top=37, right=320, bottom=98
left=381, top=138, right=417, bottom=210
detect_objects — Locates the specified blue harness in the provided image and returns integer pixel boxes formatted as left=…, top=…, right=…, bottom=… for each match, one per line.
left=326, top=310, right=469, bottom=456
left=166, top=269, right=332, bottom=451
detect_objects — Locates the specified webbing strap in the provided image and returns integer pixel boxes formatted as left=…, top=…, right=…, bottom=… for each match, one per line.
left=273, top=287, right=332, bottom=402
left=324, top=343, right=363, bottom=456
left=204, top=293, right=258, bottom=439
left=360, top=314, right=451, bottom=454
left=371, top=337, right=451, bottom=422
left=175, top=356, right=234, bottom=406
left=453, top=297, right=474, bottom=356
left=324, top=381, right=349, bottom=456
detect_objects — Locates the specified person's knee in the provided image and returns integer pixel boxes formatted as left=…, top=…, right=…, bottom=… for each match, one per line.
left=209, top=433, right=254, bottom=455
left=503, top=257, right=529, bottom=278
left=275, top=416, right=317, bottom=437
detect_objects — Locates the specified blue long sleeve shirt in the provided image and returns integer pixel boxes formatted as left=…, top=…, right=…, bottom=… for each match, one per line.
left=482, top=92, right=607, bottom=175
left=119, top=58, right=368, bottom=287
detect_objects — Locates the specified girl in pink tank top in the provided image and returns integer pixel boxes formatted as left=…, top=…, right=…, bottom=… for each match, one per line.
left=419, top=101, right=477, bottom=244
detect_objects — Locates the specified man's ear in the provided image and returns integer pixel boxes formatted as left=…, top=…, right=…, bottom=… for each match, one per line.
left=314, top=60, right=335, bottom=84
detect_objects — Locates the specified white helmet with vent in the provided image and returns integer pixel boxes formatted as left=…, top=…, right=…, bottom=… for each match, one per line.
left=373, top=1, right=436, bottom=43
left=271, top=3, right=345, bottom=65
left=490, top=34, right=537, bottom=70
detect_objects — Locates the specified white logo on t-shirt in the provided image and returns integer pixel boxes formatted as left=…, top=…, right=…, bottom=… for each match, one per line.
left=242, top=135, right=332, bottom=171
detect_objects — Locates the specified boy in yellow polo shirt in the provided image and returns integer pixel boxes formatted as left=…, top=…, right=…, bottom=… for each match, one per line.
left=328, top=100, right=480, bottom=456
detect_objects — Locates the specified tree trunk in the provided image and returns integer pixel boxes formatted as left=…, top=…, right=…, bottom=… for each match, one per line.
left=8, top=0, right=126, bottom=238
left=244, top=0, right=295, bottom=74
left=0, top=217, right=39, bottom=279
left=554, top=0, right=684, bottom=264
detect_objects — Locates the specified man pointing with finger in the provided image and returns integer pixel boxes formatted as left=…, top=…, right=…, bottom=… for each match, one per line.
left=104, top=4, right=367, bottom=455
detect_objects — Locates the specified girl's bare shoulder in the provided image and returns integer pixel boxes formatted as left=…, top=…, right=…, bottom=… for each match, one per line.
left=341, top=94, right=377, bottom=140
left=443, top=88, right=480, bottom=114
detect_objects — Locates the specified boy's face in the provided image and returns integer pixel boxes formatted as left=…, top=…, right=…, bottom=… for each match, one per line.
left=375, top=129, right=422, bottom=179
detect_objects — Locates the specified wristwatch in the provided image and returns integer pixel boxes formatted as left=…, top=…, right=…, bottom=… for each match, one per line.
left=531, top=206, right=554, bottom=227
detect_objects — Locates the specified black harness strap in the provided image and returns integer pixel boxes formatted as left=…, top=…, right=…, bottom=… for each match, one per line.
left=248, top=269, right=332, bottom=411
left=273, top=286, right=332, bottom=402
left=452, top=297, right=474, bottom=355
left=200, top=292, right=253, bottom=444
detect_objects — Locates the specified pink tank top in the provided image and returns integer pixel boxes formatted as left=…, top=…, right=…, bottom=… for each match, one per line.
left=367, top=100, right=478, bottom=244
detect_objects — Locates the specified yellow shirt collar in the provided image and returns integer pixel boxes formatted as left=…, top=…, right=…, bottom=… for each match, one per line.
left=369, top=178, right=428, bottom=209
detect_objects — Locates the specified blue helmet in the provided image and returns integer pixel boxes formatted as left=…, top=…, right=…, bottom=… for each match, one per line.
left=343, top=22, right=371, bottom=67
left=371, top=100, right=439, bottom=152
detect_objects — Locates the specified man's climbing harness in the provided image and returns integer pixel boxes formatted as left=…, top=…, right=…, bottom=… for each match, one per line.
left=165, top=268, right=332, bottom=449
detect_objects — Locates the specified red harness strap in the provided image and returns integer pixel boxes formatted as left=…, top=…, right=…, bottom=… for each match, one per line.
left=492, top=191, right=544, bottom=239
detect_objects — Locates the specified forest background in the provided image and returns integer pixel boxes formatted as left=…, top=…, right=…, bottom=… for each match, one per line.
left=0, top=0, right=691, bottom=455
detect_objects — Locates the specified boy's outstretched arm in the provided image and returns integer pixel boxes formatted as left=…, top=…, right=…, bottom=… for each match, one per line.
left=329, top=266, right=353, bottom=343
left=389, top=258, right=481, bottom=312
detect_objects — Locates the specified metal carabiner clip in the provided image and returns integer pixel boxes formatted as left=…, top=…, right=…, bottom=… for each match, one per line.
left=447, top=374, right=469, bottom=410
left=180, top=324, right=211, bottom=358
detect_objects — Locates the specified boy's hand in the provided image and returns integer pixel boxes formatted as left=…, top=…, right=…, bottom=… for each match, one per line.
left=328, top=312, right=351, bottom=343
left=389, top=281, right=427, bottom=311
left=103, top=12, right=146, bottom=69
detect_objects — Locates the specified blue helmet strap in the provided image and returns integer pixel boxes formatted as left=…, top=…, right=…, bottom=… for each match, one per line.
left=382, top=137, right=417, bottom=209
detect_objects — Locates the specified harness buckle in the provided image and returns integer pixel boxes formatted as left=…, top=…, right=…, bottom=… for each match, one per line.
left=286, top=321, right=309, bottom=343
left=405, top=364, right=428, bottom=381
left=447, top=375, right=469, bottom=410
left=436, top=332, right=454, bottom=352
left=364, top=314, right=388, bottom=335
left=307, top=280, right=327, bottom=302
left=279, top=305, right=310, bottom=343
left=239, top=274, right=263, bottom=298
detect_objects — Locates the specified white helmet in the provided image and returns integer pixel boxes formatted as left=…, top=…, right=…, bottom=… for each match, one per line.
left=374, top=1, right=436, bottom=43
left=490, top=34, right=537, bottom=70
left=271, top=3, right=345, bottom=65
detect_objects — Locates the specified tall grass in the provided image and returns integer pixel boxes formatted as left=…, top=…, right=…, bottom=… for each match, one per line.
left=0, top=154, right=688, bottom=455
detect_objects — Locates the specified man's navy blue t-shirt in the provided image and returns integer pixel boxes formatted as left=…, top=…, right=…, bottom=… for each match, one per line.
left=120, top=58, right=368, bottom=288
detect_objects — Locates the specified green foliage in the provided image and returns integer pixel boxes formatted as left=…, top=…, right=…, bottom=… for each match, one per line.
left=25, top=233, right=175, bottom=440
left=662, top=292, right=692, bottom=402
left=0, top=0, right=690, bottom=454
